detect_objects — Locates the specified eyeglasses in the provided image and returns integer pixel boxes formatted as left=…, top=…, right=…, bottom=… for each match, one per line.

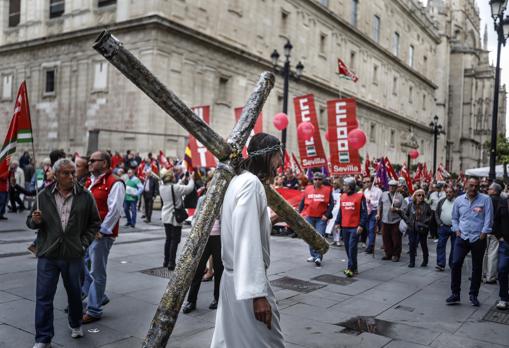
left=88, top=158, right=104, bottom=163
left=314, top=178, right=323, bottom=181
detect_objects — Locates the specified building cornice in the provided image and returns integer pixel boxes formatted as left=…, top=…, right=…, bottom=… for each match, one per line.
left=302, top=0, right=439, bottom=90
left=0, top=15, right=434, bottom=133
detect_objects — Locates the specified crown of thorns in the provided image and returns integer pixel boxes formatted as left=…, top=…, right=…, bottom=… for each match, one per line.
left=247, top=143, right=283, bottom=157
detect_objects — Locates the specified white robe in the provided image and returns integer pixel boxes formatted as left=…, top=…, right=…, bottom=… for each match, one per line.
left=211, top=172, right=285, bottom=348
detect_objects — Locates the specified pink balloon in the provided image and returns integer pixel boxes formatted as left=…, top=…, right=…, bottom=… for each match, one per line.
left=297, top=122, right=315, bottom=141
left=347, top=128, right=367, bottom=150
left=409, top=149, right=420, bottom=159
left=273, top=112, right=289, bottom=131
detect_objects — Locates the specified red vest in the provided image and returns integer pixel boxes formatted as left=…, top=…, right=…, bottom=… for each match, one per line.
left=86, top=171, right=121, bottom=237
left=302, top=185, right=331, bottom=218
left=339, top=192, right=364, bottom=228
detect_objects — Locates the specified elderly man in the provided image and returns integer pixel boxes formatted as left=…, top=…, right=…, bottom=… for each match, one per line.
left=377, top=180, right=407, bottom=262
left=82, top=151, right=125, bottom=324
left=298, top=172, right=334, bottom=267
left=483, top=183, right=505, bottom=284
left=27, top=159, right=100, bottom=348
left=447, top=177, right=493, bottom=306
left=435, top=186, right=457, bottom=271
left=363, top=175, right=382, bottom=254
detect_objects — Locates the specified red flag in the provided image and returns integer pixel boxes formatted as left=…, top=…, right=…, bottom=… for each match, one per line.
left=423, top=163, right=431, bottom=182
left=401, top=163, right=414, bottom=194
left=384, top=157, right=398, bottom=180
left=183, top=145, right=193, bottom=172
left=0, top=81, right=33, bottom=162
left=158, top=150, right=171, bottom=170
left=364, top=153, right=371, bottom=177
left=414, top=163, right=423, bottom=181
left=0, top=156, right=10, bottom=179
left=337, top=58, right=359, bottom=82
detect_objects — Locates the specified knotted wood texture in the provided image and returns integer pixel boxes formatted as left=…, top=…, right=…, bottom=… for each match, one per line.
left=93, top=30, right=329, bottom=347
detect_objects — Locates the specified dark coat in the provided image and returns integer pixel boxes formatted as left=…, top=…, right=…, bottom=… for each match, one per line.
left=26, top=183, right=101, bottom=259
left=492, top=195, right=509, bottom=242
left=403, top=201, right=432, bottom=235
left=142, top=176, right=159, bottom=199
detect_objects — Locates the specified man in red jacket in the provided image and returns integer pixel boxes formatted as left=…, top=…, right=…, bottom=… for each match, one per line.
left=82, top=151, right=125, bottom=324
left=335, top=177, right=368, bottom=277
left=298, top=172, right=334, bottom=267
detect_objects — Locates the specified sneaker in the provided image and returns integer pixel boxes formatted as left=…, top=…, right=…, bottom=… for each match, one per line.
left=469, top=295, right=480, bottom=307
left=33, top=343, right=51, bottom=348
left=360, top=242, right=366, bottom=249
left=306, top=257, right=315, bottom=262
left=435, top=265, right=445, bottom=272
left=343, top=269, right=353, bottom=277
left=446, top=294, right=460, bottom=305
left=69, top=325, right=83, bottom=338
left=209, top=299, right=218, bottom=310
left=337, top=241, right=344, bottom=247
left=496, top=300, right=508, bottom=310
left=314, top=258, right=322, bottom=267
left=182, top=301, right=196, bottom=314
left=82, top=313, right=101, bottom=324
left=433, top=239, right=439, bottom=243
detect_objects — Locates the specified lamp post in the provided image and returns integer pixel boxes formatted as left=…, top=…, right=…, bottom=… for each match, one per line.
left=429, top=115, right=442, bottom=176
left=271, top=40, right=304, bottom=167
left=489, top=0, right=509, bottom=180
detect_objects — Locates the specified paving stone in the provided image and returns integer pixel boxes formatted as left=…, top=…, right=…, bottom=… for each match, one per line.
left=98, top=336, right=144, bottom=348
left=0, top=290, right=22, bottom=304
left=430, top=332, right=509, bottom=348
left=384, top=339, right=430, bottom=348
left=0, top=323, right=36, bottom=348
left=281, top=303, right=353, bottom=325
left=328, top=298, right=392, bottom=317
left=454, top=320, right=509, bottom=347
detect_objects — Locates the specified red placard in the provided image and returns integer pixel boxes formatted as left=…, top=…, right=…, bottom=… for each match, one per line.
left=189, top=106, right=217, bottom=168
left=234, top=107, right=263, bottom=157
left=293, top=94, right=327, bottom=169
left=327, top=98, right=361, bottom=175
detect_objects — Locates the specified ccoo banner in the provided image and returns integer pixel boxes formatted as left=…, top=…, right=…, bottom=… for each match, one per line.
left=327, top=98, right=361, bottom=175
left=234, top=107, right=263, bottom=157
left=293, top=94, right=327, bottom=169
left=189, top=105, right=217, bottom=168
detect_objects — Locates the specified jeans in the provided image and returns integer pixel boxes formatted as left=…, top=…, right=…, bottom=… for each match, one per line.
left=343, top=228, right=359, bottom=271
left=498, top=240, right=509, bottom=301
left=306, top=216, right=327, bottom=260
left=409, top=230, right=429, bottom=265
left=0, top=191, right=8, bottom=216
left=436, top=225, right=456, bottom=268
left=164, top=224, right=182, bottom=268
left=35, top=257, right=82, bottom=343
left=82, top=237, right=114, bottom=318
left=187, top=236, right=223, bottom=303
left=451, top=237, right=487, bottom=297
left=124, top=200, right=137, bottom=226
left=366, top=211, right=377, bottom=251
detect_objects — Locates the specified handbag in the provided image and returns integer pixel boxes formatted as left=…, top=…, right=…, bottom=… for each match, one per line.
left=171, top=185, right=189, bottom=223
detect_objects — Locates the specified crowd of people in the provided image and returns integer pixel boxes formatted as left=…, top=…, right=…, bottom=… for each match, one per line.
left=1, top=144, right=509, bottom=348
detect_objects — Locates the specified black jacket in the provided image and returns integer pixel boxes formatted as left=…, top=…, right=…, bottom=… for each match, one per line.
left=403, top=201, right=432, bottom=234
left=492, top=195, right=509, bottom=242
left=142, top=176, right=159, bottom=199
left=26, top=183, right=101, bottom=259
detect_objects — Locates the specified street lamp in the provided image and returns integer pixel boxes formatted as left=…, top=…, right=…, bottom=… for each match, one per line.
left=271, top=39, right=304, bottom=167
left=488, top=0, right=509, bottom=180
left=429, top=115, right=442, bottom=177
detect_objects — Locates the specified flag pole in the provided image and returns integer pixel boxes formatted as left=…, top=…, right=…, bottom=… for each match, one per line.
left=23, top=81, right=39, bottom=211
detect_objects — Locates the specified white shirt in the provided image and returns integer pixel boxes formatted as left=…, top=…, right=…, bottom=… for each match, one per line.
left=364, top=185, right=382, bottom=214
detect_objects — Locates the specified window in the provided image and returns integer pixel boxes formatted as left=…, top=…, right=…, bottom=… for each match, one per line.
left=320, top=33, right=327, bottom=54
left=370, top=123, right=376, bottom=142
left=372, top=65, right=378, bottom=85
left=423, top=55, right=428, bottom=75
left=8, top=0, right=20, bottom=27
left=392, top=32, right=400, bottom=57
left=392, top=76, right=398, bottom=95
left=319, top=106, right=326, bottom=129
left=409, top=86, right=413, bottom=103
left=49, top=0, right=65, bottom=18
left=281, top=10, right=288, bottom=32
left=351, top=0, right=358, bottom=27
left=319, top=0, right=329, bottom=6
left=98, top=0, right=116, bottom=7
left=408, top=45, right=414, bottom=67
left=93, top=62, right=108, bottom=90
left=390, top=129, right=395, bottom=147
left=2, top=75, right=13, bottom=100
left=422, top=94, right=426, bottom=110
left=218, top=76, right=230, bottom=103
left=350, top=51, right=356, bottom=70
left=372, top=15, right=380, bottom=43
left=44, top=69, right=56, bottom=95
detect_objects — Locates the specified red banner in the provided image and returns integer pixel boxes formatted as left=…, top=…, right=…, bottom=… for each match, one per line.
left=234, top=107, right=263, bottom=157
left=327, top=98, right=361, bottom=175
left=275, top=188, right=303, bottom=208
left=190, top=106, right=217, bottom=168
left=293, top=95, right=327, bottom=169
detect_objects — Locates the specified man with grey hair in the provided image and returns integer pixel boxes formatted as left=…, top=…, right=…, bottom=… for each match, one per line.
left=27, top=158, right=100, bottom=347
left=484, top=182, right=504, bottom=284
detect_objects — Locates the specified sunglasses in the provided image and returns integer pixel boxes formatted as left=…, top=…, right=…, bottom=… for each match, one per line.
left=415, top=194, right=424, bottom=197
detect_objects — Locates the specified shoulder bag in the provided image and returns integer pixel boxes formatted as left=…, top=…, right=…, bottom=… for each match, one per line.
left=171, top=185, right=189, bottom=223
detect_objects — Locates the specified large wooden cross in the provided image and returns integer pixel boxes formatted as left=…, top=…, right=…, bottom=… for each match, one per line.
left=93, top=31, right=329, bottom=347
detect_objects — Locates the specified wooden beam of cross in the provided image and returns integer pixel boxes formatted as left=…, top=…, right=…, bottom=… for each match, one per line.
left=93, top=31, right=329, bottom=347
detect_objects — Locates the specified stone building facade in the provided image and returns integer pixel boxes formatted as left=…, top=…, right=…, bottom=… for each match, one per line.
left=0, top=0, right=505, bottom=172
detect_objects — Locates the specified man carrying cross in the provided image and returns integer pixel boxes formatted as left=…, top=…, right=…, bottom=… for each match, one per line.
left=210, top=133, right=285, bottom=348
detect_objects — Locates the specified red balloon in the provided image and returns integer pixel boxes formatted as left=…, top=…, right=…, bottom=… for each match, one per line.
left=297, top=122, right=315, bottom=141
left=347, top=128, right=367, bottom=150
left=409, top=149, right=420, bottom=159
left=273, top=112, right=289, bottom=131
left=325, top=129, right=332, bottom=142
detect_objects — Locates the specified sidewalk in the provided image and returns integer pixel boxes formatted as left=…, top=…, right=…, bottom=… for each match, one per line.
left=0, top=210, right=508, bottom=347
